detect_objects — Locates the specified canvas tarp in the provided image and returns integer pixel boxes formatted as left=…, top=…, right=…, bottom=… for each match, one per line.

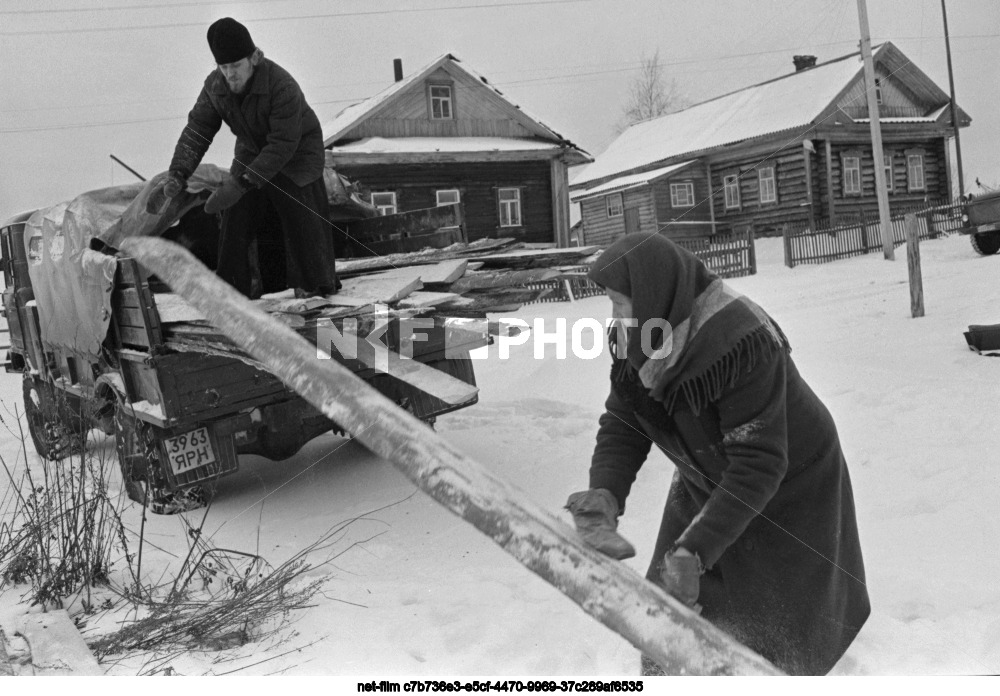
left=24, top=164, right=226, bottom=359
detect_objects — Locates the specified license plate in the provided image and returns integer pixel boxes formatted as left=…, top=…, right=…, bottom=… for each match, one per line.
left=165, top=427, right=216, bottom=475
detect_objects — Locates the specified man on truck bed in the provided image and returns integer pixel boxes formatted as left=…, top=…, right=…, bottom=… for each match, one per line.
left=147, top=16, right=339, bottom=298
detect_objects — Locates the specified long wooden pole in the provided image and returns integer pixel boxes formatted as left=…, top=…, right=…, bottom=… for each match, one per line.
left=941, top=0, right=965, bottom=198
left=856, top=0, right=895, bottom=260
left=120, top=236, right=781, bottom=675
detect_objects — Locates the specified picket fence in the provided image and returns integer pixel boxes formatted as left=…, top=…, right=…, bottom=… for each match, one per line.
left=525, top=227, right=757, bottom=305
left=782, top=200, right=965, bottom=268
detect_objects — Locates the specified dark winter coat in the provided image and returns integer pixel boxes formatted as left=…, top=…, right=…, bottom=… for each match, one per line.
left=586, top=232, right=870, bottom=675
left=169, top=58, right=325, bottom=188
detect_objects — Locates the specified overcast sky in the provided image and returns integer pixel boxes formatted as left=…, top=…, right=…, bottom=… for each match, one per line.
left=2, top=0, right=997, bottom=218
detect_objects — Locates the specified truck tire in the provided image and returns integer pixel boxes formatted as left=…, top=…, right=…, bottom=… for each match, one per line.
left=22, top=376, right=83, bottom=460
left=113, top=404, right=208, bottom=514
left=970, top=232, right=1000, bottom=256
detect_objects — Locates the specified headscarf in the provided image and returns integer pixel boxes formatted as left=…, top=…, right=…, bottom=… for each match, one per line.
left=587, top=231, right=788, bottom=415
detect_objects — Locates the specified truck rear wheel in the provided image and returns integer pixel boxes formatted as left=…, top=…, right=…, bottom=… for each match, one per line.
left=113, top=404, right=208, bottom=514
left=970, top=232, right=1000, bottom=255
left=22, top=377, right=83, bottom=460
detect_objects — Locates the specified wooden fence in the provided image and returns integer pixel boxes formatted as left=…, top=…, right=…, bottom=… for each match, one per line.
left=783, top=200, right=964, bottom=268
left=524, top=228, right=758, bottom=305
left=676, top=226, right=757, bottom=279
left=525, top=265, right=605, bottom=304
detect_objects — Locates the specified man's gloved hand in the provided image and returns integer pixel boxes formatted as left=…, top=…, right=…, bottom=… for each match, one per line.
left=660, top=547, right=703, bottom=607
left=145, top=171, right=187, bottom=215
left=204, top=174, right=253, bottom=214
left=565, top=489, right=636, bottom=560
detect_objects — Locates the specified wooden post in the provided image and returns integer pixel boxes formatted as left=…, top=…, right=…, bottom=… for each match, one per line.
left=856, top=0, right=895, bottom=260
left=706, top=161, right=717, bottom=235
left=941, top=0, right=965, bottom=198
left=824, top=139, right=836, bottom=225
left=120, top=236, right=782, bottom=676
left=551, top=156, right=570, bottom=248
left=905, top=213, right=925, bottom=317
left=782, top=224, right=793, bottom=268
left=802, top=141, right=816, bottom=230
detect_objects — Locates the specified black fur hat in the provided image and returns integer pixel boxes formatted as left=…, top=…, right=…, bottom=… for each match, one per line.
left=207, top=18, right=255, bottom=64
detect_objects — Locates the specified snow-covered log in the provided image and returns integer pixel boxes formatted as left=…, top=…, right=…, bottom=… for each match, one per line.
left=119, top=236, right=782, bottom=676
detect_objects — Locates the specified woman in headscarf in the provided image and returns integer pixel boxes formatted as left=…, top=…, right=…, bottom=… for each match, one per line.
left=566, top=231, right=869, bottom=675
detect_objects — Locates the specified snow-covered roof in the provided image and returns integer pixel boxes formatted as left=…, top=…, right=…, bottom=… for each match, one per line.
left=570, top=161, right=696, bottom=201
left=323, top=53, right=590, bottom=162
left=854, top=104, right=951, bottom=124
left=333, top=136, right=566, bottom=155
left=573, top=42, right=955, bottom=189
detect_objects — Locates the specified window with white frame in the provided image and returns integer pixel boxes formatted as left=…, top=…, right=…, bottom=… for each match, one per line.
left=883, top=150, right=894, bottom=191
left=723, top=175, right=741, bottom=209
left=874, top=77, right=883, bottom=105
left=436, top=189, right=460, bottom=206
left=370, top=191, right=397, bottom=216
left=429, top=84, right=453, bottom=120
left=498, top=188, right=522, bottom=227
left=758, top=166, right=777, bottom=203
left=606, top=192, right=623, bottom=217
left=670, top=181, right=695, bottom=208
left=907, top=153, right=925, bottom=191
left=843, top=156, right=861, bottom=195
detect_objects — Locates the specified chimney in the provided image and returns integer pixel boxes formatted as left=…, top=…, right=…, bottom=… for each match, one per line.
left=793, top=55, right=817, bottom=72
left=393, top=58, right=403, bottom=82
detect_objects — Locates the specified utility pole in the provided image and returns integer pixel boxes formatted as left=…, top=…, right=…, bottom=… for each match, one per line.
left=856, top=0, right=894, bottom=260
left=941, top=0, right=965, bottom=198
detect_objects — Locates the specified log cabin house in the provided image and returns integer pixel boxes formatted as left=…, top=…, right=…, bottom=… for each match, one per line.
left=570, top=42, right=971, bottom=246
left=323, top=54, right=592, bottom=247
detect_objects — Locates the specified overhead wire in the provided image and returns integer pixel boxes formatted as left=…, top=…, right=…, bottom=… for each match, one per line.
left=0, top=0, right=610, bottom=35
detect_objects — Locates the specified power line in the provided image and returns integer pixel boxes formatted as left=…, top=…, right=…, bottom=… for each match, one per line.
left=0, top=0, right=607, bottom=35
left=3, top=29, right=995, bottom=132
left=0, top=0, right=284, bottom=14
left=0, top=96, right=363, bottom=134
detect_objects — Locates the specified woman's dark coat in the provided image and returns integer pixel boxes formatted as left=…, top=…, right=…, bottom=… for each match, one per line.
left=587, top=232, right=870, bottom=675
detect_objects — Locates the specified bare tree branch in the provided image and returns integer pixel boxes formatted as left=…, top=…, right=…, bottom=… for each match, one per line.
left=617, top=50, right=687, bottom=133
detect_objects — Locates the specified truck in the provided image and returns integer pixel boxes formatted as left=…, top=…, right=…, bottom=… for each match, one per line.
left=0, top=166, right=490, bottom=514
left=957, top=189, right=1000, bottom=256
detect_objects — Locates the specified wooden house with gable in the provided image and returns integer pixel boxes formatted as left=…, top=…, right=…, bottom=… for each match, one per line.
left=323, top=54, right=592, bottom=248
left=570, top=42, right=971, bottom=246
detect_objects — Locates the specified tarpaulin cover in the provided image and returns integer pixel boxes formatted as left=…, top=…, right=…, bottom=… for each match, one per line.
left=24, top=164, right=226, bottom=359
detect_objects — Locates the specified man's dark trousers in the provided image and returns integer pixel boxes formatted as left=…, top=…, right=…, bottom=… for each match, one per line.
left=216, top=172, right=338, bottom=298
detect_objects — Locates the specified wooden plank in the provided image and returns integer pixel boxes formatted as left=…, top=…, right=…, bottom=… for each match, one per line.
left=470, top=246, right=601, bottom=269
left=338, top=275, right=422, bottom=304
left=351, top=228, right=466, bottom=257
left=396, top=291, right=462, bottom=308
left=414, top=259, right=468, bottom=284
left=434, top=287, right=552, bottom=315
left=117, top=325, right=152, bottom=348
left=338, top=330, right=479, bottom=405
left=335, top=238, right=518, bottom=275
left=152, top=293, right=206, bottom=323
left=15, top=611, right=100, bottom=676
left=447, top=268, right=560, bottom=293
left=121, top=235, right=781, bottom=676
left=361, top=259, right=469, bottom=286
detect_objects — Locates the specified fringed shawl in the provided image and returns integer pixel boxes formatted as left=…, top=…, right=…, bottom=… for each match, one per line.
left=588, top=232, right=788, bottom=416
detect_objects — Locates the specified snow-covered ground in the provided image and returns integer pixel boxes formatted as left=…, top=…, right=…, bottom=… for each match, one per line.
left=1, top=234, right=999, bottom=677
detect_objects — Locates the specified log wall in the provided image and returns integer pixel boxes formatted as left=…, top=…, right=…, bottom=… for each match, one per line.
left=338, top=160, right=555, bottom=244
